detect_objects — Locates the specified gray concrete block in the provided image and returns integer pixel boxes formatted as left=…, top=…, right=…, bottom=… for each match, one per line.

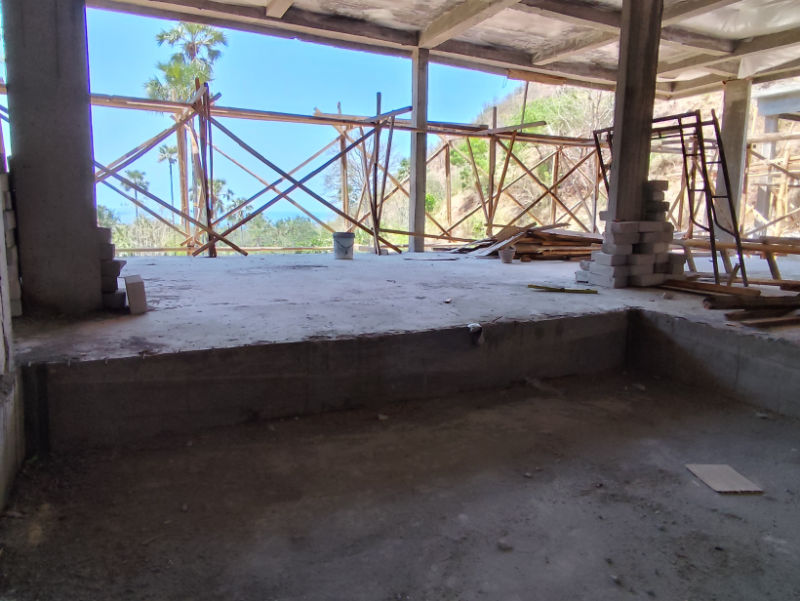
left=629, top=263, right=655, bottom=276
left=579, top=259, right=592, bottom=271
left=604, top=231, right=640, bottom=245
left=4, top=210, right=16, bottom=231
left=591, top=251, right=627, bottom=266
left=654, top=262, right=670, bottom=274
left=575, top=269, right=590, bottom=283
left=668, top=253, right=685, bottom=266
left=644, top=211, right=667, bottom=222
left=598, top=210, right=610, bottom=221
left=590, top=262, right=630, bottom=278
left=100, top=259, right=126, bottom=278
left=629, top=273, right=667, bottom=287
left=634, top=242, right=670, bottom=254
left=6, top=245, right=17, bottom=268
left=588, top=272, right=627, bottom=288
left=101, top=275, right=118, bottom=293
left=2, top=192, right=11, bottom=212
left=97, top=227, right=112, bottom=244
left=646, top=180, right=669, bottom=192
left=644, top=201, right=669, bottom=213
left=608, top=221, right=640, bottom=233
left=103, top=290, right=127, bottom=310
left=124, top=275, right=147, bottom=315
left=654, top=252, right=670, bottom=263
left=628, top=253, right=655, bottom=265
left=638, top=221, right=673, bottom=232
left=601, top=242, right=633, bottom=255
left=8, top=275, right=21, bottom=300
left=10, top=298, right=22, bottom=317
left=639, top=230, right=673, bottom=243
left=98, top=243, right=115, bottom=261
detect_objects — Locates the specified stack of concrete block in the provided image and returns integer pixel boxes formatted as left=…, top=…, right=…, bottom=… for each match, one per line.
left=99, top=227, right=127, bottom=310
left=1, top=173, right=22, bottom=317
left=576, top=180, right=685, bottom=288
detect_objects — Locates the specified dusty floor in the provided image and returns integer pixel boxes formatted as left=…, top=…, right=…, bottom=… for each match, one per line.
left=14, top=252, right=800, bottom=363
left=1, top=373, right=798, bottom=600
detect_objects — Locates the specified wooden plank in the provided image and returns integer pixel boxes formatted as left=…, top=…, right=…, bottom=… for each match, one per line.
left=686, top=464, right=763, bottom=494
left=470, top=230, right=528, bottom=257
left=740, top=314, right=800, bottom=329
left=662, top=279, right=762, bottom=297
left=724, top=308, right=796, bottom=321
left=702, top=294, right=800, bottom=310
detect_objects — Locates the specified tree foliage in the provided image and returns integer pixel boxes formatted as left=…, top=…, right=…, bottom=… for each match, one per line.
left=145, top=22, right=228, bottom=101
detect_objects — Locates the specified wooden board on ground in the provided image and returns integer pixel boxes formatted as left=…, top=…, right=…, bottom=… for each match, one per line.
left=686, top=464, right=763, bottom=494
left=740, top=314, right=800, bottom=329
left=661, top=279, right=762, bottom=297
left=703, top=293, right=800, bottom=310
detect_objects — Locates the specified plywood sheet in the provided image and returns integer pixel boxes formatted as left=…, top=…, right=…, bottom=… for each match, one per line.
left=686, top=464, right=763, bottom=494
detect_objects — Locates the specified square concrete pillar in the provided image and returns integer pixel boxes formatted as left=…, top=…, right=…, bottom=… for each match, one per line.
left=408, top=48, right=429, bottom=253
left=2, top=0, right=101, bottom=313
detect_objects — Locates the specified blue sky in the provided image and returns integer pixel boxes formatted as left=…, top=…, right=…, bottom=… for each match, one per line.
left=8, top=7, right=523, bottom=223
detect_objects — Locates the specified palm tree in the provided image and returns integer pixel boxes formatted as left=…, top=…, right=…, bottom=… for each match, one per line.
left=158, top=144, right=178, bottom=220
left=145, top=23, right=227, bottom=102
left=122, top=169, right=149, bottom=220
left=157, top=22, right=227, bottom=69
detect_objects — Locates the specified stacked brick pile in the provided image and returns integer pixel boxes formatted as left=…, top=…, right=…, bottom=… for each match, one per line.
left=1, top=173, right=21, bottom=317
left=99, top=227, right=127, bottom=310
left=576, top=180, right=685, bottom=288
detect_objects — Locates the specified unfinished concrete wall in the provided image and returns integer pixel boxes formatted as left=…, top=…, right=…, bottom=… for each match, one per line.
left=628, top=310, right=800, bottom=418
left=40, top=313, right=628, bottom=450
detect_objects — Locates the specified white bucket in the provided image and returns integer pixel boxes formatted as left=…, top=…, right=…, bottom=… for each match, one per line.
left=499, top=246, right=516, bottom=263
left=333, top=232, right=355, bottom=260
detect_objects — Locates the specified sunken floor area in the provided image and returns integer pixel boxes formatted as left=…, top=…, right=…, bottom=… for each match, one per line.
left=1, top=372, right=799, bottom=600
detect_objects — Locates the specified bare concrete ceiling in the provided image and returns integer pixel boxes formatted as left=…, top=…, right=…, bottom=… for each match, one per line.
left=89, top=0, right=800, bottom=99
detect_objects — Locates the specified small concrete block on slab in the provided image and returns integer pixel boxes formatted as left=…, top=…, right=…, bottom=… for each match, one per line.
left=98, top=243, right=115, bottom=261
left=598, top=210, right=610, bottom=221
left=602, top=242, right=633, bottom=255
left=591, top=251, right=627, bottom=266
left=101, top=259, right=126, bottom=278
left=634, top=242, right=670, bottom=254
left=102, top=290, right=127, bottom=310
left=604, top=231, right=640, bottom=245
left=124, top=275, right=147, bottom=315
left=590, top=262, right=630, bottom=278
left=588, top=272, right=627, bottom=288
left=629, top=273, right=667, bottom=287
left=575, top=269, right=590, bottom=283
left=685, top=464, right=762, bottom=494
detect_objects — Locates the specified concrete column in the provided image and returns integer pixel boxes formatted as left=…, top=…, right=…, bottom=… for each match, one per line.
left=714, top=79, right=751, bottom=240
left=2, top=0, right=101, bottom=314
left=408, top=48, right=429, bottom=253
left=607, top=0, right=663, bottom=223
left=755, top=116, right=778, bottom=225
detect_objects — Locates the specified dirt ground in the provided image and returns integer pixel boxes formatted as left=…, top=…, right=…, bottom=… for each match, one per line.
left=1, top=372, right=798, bottom=600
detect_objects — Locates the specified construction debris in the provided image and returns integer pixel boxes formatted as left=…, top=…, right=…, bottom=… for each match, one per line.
left=452, top=223, right=601, bottom=261
left=686, top=464, right=763, bottom=494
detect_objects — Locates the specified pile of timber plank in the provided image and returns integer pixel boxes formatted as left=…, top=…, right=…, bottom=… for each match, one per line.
left=451, top=224, right=602, bottom=260
left=665, top=277, right=800, bottom=328
left=704, top=292, right=800, bottom=329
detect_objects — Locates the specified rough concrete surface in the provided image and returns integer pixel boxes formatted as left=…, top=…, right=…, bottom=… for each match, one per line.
left=14, top=253, right=800, bottom=363
left=0, top=373, right=798, bottom=600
